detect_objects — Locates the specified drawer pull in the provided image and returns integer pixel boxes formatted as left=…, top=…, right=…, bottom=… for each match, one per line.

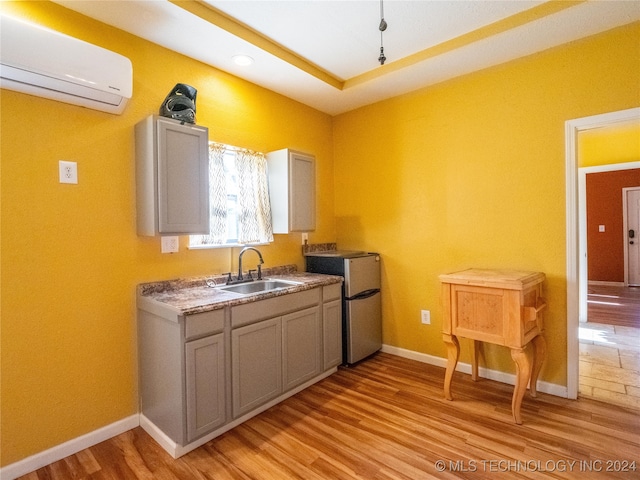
left=522, top=298, right=547, bottom=322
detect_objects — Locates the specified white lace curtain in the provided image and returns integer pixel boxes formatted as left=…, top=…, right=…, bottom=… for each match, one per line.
left=193, top=142, right=273, bottom=246
left=235, top=149, right=274, bottom=244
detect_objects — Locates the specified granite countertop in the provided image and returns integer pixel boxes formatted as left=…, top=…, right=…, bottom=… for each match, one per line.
left=138, top=265, right=343, bottom=316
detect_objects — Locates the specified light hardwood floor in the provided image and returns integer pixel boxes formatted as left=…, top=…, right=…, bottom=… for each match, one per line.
left=581, top=284, right=640, bottom=409
left=587, top=284, right=640, bottom=328
left=18, top=353, right=639, bottom=480
left=579, top=322, right=640, bottom=409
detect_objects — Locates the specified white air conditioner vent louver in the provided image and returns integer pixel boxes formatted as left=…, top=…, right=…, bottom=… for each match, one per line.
left=0, top=14, right=133, bottom=114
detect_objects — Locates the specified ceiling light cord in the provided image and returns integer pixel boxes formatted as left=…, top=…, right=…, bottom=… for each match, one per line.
left=378, top=0, right=387, bottom=65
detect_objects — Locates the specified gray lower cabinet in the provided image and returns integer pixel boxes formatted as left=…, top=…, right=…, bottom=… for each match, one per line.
left=322, top=283, right=343, bottom=370
left=232, top=305, right=322, bottom=418
left=230, top=288, right=338, bottom=418
left=282, top=306, right=321, bottom=391
left=138, top=281, right=342, bottom=456
left=323, top=299, right=342, bottom=370
left=232, top=317, right=282, bottom=418
left=230, top=288, right=323, bottom=418
left=138, top=308, right=226, bottom=446
left=185, top=333, right=226, bottom=442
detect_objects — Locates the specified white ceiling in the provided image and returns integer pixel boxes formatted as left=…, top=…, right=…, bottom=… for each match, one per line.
left=54, top=0, right=640, bottom=115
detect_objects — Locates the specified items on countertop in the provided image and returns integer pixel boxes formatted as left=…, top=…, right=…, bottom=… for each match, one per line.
left=302, top=242, right=337, bottom=255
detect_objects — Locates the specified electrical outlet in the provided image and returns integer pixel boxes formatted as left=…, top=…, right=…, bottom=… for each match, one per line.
left=421, top=310, right=431, bottom=325
left=301, top=233, right=308, bottom=245
left=161, top=236, right=179, bottom=253
left=59, top=160, right=78, bottom=184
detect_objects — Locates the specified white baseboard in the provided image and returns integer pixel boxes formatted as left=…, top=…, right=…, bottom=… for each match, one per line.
left=141, top=367, right=338, bottom=458
left=1, top=369, right=340, bottom=477
left=0, top=415, right=139, bottom=480
left=588, top=280, right=625, bottom=286
left=381, top=344, right=568, bottom=398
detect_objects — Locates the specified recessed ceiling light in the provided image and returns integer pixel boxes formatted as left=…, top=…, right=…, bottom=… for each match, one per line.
left=232, top=55, right=254, bottom=66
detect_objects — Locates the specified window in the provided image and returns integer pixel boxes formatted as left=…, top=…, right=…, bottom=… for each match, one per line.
left=190, top=143, right=273, bottom=248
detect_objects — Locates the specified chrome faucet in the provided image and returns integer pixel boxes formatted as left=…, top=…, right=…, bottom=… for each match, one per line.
left=237, top=247, right=264, bottom=282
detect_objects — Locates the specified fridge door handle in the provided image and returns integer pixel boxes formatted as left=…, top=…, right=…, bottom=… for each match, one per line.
left=346, top=288, right=380, bottom=301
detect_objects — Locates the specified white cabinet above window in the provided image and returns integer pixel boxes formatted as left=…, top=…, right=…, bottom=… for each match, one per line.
left=267, top=149, right=316, bottom=233
left=135, top=116, right=209, bottom=236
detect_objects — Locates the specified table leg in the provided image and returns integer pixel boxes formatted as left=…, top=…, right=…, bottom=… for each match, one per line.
left=443, top=333, right=460, bottom=401
left=510, top=346, right=532, bottom=425
left=529, top=334, right=546, bottom=398
left=471, top=340, right=480, bottom=381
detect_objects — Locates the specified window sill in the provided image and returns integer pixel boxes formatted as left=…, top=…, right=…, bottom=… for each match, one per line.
left=188, top=242, right=270, bottom=250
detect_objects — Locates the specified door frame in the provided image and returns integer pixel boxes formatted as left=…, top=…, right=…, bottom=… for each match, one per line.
left=623, top=186, right=640, bottom=286
left=565, top=107, right=639, bottom=400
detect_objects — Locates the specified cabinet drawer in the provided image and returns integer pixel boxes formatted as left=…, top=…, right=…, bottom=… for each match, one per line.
left=231, top=288, right=319, bottom=328
left=185, top=309, right=225, bottom=340
left=323, top=283, right=342, bottom=302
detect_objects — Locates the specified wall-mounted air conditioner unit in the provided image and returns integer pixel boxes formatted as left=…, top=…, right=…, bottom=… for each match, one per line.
left=0, top=14, right=133, bottom=115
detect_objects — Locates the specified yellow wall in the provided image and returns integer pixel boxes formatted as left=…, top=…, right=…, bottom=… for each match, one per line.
left=2, top=0, right=639, bottom=468
left=0, top=1, right=334, bottom=465
left=578, top=121, right=640, bottom=167
left=333, top=22, right=639, bottom=383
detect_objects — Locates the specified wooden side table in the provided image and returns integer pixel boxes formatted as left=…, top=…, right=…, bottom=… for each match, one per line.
left=439, top=269, right=547, bottom=424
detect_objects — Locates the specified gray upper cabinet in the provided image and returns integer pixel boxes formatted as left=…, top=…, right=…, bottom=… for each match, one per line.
left=135, top=115, right=210, bottom=236
left=267, top=149, right=316, bottom=233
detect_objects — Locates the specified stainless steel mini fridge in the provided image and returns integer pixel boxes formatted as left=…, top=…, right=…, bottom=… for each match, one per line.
left=305, top=251, right=382, bottom=365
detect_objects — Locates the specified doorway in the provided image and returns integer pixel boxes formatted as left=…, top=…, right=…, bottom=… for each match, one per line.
left=565, top=107, right=640, bottom=400
left=624, top=187, right=640, bottom=286
left=580, top=284, right=640, bottom=409
left=578, top=165, right=640, bottom=409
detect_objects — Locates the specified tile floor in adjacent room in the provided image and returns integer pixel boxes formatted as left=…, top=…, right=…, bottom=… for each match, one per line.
left=579, top=321, right=640, bottom=409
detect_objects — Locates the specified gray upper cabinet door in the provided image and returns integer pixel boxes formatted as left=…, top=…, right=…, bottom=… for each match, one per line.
left=135, top=116, right=210, bottom=236
left=267, top=149, right=316, bottom=233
